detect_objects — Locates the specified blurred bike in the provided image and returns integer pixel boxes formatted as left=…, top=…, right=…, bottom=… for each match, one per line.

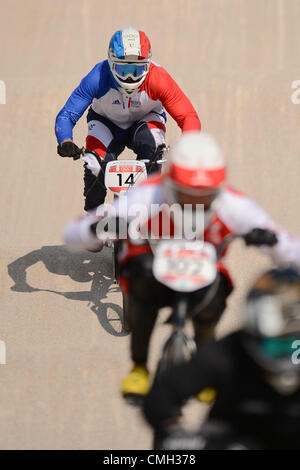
left=152, top=229, right=277, bottom=379
left=74, top=146, right=167, bottom=282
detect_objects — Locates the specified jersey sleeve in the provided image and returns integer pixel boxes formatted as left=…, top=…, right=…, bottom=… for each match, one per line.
left=219, top=188, right=300, bottom=270
left=146, top=65, right=201, bottom=132
left=55, top=63, right=102, bottom=144
left=63, top=178, right=162, bottom=251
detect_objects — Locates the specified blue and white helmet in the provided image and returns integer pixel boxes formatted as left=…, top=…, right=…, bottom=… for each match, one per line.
left=108, top=27, right=152, bottom=96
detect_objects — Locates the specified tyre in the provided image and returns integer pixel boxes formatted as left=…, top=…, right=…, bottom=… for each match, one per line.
left=122, top=292, right=132, bottom=333
left=112, top=240, right=121, bottom=281
left=156, top=330, right=196, bottom=379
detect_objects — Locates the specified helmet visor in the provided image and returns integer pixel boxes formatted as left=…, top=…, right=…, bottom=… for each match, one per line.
left=260, top=336, right=299, bottom=359
left=114, top=63, right=148, bottom=80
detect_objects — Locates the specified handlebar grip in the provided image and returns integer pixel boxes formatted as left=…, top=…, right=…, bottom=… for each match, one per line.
left=243, top=228, right=278, bottom=247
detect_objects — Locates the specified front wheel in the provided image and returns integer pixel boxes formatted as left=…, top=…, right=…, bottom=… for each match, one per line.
left=112, top=240, right=121, bottom=282
left=155, top=329, right=196, bottom=380
left=122, top=292, right=132, bottom=333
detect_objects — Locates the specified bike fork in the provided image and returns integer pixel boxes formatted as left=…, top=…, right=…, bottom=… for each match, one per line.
left=174, top=294, right=188, bottom=328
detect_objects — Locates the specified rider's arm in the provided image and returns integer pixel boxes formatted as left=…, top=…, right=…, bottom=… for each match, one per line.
left=63, top=210, right=106, bottom=252
left=55, top=62, right=104, bottom=144
left=145, top=64, right=201, bottom=132
left=63, top=180, right=157, bottom=251
left=143, top=337, right=233, bottom=430
left=219, top=187, right=300, bottom=271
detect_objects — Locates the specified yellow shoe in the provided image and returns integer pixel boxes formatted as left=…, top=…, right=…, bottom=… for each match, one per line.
left=196, top=387, right=217, bottom=404
left=121, top=365, right=150, bottom=399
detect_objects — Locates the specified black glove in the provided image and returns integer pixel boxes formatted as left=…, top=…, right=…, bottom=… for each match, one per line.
left=57, top=141, right=82, bottom=160
left=244, top=228, right=278, bottom=247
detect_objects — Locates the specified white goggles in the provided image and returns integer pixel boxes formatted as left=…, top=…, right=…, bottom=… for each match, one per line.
left=113, top=62, right=148, bottom=80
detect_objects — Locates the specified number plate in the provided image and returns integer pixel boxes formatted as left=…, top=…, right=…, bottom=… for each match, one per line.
left=105, top=160, right=147, bottom=195
left=153, top=240, right=217, bottom=292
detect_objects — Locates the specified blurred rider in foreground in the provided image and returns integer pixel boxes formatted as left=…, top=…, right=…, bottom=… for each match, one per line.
left=55, top=26, right=201, bottom=210
left=63, top=132, right=300, bottom=399
left=143, top=268, right=300, bottom=450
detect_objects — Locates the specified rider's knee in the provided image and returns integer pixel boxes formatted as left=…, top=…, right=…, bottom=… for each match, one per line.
left=122, top=253, right=154, bottom=281
left=121, top=253, right=166, bottom=305
left=131, top=121, right=157, bottom=158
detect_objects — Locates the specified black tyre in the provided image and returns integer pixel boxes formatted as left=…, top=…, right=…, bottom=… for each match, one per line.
left=113, top=240, right=121, bottom=281
left=122, top=292, right=132, bottom=333
left=156, top=330, right=196, bottom=379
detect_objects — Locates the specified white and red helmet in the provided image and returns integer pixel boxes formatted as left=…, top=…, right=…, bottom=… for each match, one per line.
left=164, top=132, right=226, bottom=226
left=108, top=27, right=152, bottom=96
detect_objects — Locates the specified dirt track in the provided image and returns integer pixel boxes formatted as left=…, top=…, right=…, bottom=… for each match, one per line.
left=0, top=0, right=300, bottom=449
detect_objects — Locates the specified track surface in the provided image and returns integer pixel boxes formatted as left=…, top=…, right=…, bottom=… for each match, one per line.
left=0, top=0, right=300, bottom=449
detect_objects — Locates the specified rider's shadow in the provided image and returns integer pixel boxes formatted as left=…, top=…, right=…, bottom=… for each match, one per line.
left=7, top=245, right=128, bottom=337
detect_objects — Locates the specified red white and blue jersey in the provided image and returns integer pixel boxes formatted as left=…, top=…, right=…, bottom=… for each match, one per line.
left=113, top=179, right=300, bottom=276
left=55, top=60, right=201, bottom=144
left=63, top=176, right=300, bottom=281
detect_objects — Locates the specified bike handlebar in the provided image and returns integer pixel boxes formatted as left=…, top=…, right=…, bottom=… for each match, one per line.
left=76, top=145, right=168, bottom=171
left=216, top=228, right=278, bottom=258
